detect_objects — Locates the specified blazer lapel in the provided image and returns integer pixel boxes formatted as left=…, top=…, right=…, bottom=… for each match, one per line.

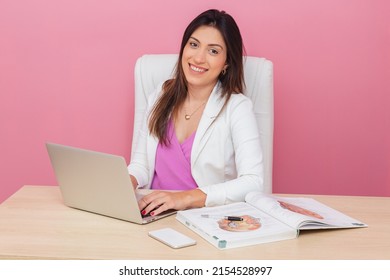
left=191, top=82, right=226, bottom=166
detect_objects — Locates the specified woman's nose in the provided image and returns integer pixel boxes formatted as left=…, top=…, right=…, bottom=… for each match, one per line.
left=193, top=49, right=206, bottom=64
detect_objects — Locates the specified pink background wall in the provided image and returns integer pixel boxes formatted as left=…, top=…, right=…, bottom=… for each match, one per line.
left=1, top=0, right=389, bottom=203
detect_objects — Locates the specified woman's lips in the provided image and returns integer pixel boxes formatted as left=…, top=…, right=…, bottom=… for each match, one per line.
left=189, top=63, right=208, bottom=73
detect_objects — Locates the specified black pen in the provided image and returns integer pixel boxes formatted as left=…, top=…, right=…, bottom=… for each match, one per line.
left=201, top=214, right=243, bottom=221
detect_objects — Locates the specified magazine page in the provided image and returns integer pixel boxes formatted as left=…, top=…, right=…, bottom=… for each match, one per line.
left=245, top=192, right=312, bottom=229
left=176, top=202, right=297, bottom=249
left=245, top=192, right=367, bottom=230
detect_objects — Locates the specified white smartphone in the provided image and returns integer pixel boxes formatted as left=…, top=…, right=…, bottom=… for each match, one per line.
left=148, top=228, right=197, bottom=249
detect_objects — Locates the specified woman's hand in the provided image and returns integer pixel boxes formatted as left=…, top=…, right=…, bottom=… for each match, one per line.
left=138, top=189, right=206, bottom=216
left=130, top=175, right=138, bottom=189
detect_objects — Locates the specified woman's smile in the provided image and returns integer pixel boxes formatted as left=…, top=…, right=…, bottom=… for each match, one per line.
left=189, top=63, right=208, bottom=73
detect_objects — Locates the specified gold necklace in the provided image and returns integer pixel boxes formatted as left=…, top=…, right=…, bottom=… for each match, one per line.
left=184, top=101, right=206, bottom=120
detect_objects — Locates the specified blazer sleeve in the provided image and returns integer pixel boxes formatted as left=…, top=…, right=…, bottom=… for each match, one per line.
left=127, top=85, right=161, bottom=188
left=199, top=96, right=264, bottom=206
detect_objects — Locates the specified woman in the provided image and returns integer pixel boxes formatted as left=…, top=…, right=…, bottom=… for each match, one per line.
left=128, top=9, right=264, bottom=216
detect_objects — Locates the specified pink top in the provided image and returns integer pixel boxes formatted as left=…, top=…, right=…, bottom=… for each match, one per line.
left=151, top=120, right=198, bottom=190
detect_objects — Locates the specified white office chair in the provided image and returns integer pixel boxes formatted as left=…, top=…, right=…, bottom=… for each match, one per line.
left=132, top=54, right=274, bottom=193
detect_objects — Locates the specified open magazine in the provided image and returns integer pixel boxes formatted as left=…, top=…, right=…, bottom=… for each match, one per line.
left=176, top=192, right=367, bottom=249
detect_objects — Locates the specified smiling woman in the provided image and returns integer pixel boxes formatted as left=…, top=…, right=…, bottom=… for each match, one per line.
left=127, top=9, right=264, bottom=217
left=177, top=25, right=227, bottom=143
left=181, top=25, right=228, bottom=94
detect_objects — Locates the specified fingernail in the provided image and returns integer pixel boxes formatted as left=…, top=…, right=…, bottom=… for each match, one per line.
left=150, top=212, right=155, bottom=216
left=141, top=210, right=146, bottom=215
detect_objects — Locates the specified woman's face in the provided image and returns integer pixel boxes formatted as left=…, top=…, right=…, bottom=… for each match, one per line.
left=181, top=25, right=227, bottom=91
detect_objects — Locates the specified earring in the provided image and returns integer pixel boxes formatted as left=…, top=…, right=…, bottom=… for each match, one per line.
left=221, top=69, right=227, bottom=75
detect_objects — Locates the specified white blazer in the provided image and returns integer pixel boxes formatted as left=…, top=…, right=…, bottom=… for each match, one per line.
left=128, top=82, right=264, bottom=207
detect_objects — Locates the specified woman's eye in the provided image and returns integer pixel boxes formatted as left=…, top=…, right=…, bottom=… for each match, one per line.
left=209, top=49, right=219, bottom=55
left=189, top=42, right=198, bottom=48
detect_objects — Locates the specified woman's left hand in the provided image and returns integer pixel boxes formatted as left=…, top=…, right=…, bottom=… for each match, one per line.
left=138, top=189, right=206, bottom=216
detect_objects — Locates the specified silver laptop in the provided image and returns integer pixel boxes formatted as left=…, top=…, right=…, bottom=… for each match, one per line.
left=46, top=142, right=176, bottom=224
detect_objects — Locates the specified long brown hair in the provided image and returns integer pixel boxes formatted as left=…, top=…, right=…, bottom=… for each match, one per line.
left=149, top=9, right=245, bottom=145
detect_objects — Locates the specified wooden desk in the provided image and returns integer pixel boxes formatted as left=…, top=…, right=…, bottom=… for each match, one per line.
left=0, top=186, right=389, bottom=260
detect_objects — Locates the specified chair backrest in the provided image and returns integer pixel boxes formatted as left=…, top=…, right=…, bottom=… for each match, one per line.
left=132, top=54, right=274, bottom=193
